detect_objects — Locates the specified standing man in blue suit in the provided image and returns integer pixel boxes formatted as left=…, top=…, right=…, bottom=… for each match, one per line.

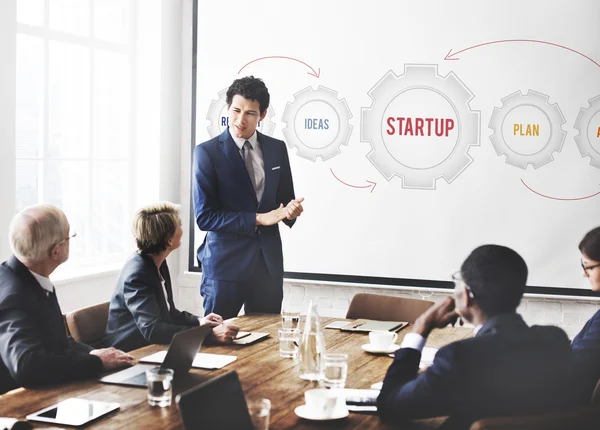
left=193, top=76, right=304, bottom=319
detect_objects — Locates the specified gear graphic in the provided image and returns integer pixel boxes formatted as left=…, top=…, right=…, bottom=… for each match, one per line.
left=281, top=86, right=353, bottom=161
left=574, top=95, right=600, bottom=169
left=361, top=65, right=480, bottom=190
left=489, top=90, right=566, bottom=169
left=206, top=88, right=276, bottom=138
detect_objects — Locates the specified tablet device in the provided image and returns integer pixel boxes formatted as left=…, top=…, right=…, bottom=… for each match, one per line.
left=235, top=331, right=252, bottom=340
left=232, top=332, right=269, bottom=345
left=325, top=320, right=350, bottom=329
left=26, top=398, right=119, bottom=427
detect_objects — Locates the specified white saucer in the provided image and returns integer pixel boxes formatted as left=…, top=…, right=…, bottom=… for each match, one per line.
left=294, top=405, right=349, bottom=421
left=361, top=343, right=400, bottom=354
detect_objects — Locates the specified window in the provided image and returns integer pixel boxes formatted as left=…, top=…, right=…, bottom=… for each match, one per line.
left=15, top=0, right=157, bottom=276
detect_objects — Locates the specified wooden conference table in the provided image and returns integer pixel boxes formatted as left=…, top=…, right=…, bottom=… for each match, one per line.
left=0, top=314, right=473, bottom=429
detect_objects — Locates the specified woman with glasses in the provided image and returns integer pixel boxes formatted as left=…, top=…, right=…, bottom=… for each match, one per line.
left=99, top=202, right=239, bottom=352
left=571, top=226, right=600, bottom=403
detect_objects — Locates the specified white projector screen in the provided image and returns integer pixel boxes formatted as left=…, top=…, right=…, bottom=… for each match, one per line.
left=189, top=0, right=600, bottom=296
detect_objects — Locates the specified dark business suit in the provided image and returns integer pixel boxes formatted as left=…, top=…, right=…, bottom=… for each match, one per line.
left=378, top=314, right=574, bottom=430
left=572, top=309, right=600, bottom=403
left=193, top=129, right=296, bottom=319
left=100, top=252, right=200, bottom=352
left=0, top=257, right=102, bottom=394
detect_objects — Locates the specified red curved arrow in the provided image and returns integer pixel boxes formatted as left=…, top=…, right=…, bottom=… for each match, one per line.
left=445, top=40, right=600, bottom=69
left=521, top=179, right=600, bottom=201
left=330, top=168, right=376, bottom=193
left=238, top=56, right=320, bottom=78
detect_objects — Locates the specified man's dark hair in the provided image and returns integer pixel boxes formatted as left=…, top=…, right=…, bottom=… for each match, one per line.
left=460, top=244, right=528, bottom=317
left=226, top=76, right=270, bottom=115
left=579, top=226, right=600, bottom=262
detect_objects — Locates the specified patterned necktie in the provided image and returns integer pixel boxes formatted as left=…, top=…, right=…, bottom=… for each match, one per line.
left=242, top=141, right=259, bottom=199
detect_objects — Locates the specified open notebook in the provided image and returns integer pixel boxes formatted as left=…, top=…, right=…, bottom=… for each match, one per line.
left=140, top=351, right=237, bottom=370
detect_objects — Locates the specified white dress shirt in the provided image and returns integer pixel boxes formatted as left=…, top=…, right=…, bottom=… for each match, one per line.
left=231, top=130, right=265, bottom=201
left=160, top=279, right=171, bottom=312
left=28, top=269, right=54, bottom=295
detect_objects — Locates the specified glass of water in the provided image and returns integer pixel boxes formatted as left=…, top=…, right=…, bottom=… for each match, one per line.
left=278, top=328, right=299, bottom=358
left=321, top=353, right=348, bottom=388
left=146, top=367, right=174, bottom=407
left=281, top=310, right=300, bottom=330
left=247, top=398, right=271, bottom=430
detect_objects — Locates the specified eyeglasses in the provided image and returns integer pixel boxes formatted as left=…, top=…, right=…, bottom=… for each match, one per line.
left=581, top=260, right=600, bottom=275
left=452, top=271, right=475, bottom=299
left=50, top=232, right=77, bottom=251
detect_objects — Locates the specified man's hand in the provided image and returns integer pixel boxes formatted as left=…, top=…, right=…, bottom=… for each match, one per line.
left=285, top=197, right=305, bottom=221
left=199, top=312, right=223, bottom=327
left=412, top=297, right=459, bottom=339
left=211, top=323, right=240, bottom=344
left=90, top=347, right=135, bottom=371
left=256, top=204, right=287, bottom=226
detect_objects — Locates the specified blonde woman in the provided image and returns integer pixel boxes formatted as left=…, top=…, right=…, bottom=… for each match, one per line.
left=100, top=203, right=238, bottom=352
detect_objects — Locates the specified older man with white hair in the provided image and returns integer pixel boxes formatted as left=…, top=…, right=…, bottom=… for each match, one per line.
left=0, top=204, right=134, bottom=394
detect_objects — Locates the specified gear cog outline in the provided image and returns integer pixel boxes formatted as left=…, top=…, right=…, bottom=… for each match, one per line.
left=489, top=90, right=566, bottom=170
left=361, top=64, right=480, bottom=190
left=574, top=95, right=600, bottom=169
left=206, top=88, right=276, bottom=138
left=281, top=86, right=353, bottom=161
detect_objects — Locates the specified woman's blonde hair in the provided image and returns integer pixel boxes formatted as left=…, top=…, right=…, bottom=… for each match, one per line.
left=133, top=202, right=181, bottom=254
left=9, top=204, right=69, bottom=263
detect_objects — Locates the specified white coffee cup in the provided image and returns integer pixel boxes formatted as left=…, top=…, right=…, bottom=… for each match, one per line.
left=369, top=330, right=398, bottom=348
left=304, top=388, right=339, bottom=418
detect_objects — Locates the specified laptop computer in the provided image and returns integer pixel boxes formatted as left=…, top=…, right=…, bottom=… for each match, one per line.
left=176, top=371, right=254, bottom=430
left=100, top=324, right=211, bottom=388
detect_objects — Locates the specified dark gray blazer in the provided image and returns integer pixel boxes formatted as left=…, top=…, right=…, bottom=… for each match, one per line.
left=377, top=313, right=574, bottom=430
left=0, top=257, right=102, bottom=394
left=99, top=252, right=200, bottom=352
left=571, top=309, right=600, bottom=403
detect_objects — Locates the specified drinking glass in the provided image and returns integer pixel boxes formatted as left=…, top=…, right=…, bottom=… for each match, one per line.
left=321, top=353, right=348, bottom=388
left=146, top=367, right=174, bottom=407
left=281, top=310, right=300, bottom=330
left=247, top=398, right=271, bottom=430
left=278, top=328, right=299, bottom=358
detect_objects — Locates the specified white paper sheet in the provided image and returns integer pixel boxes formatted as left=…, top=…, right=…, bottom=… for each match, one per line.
left=140, top=351, right=237, bottom=370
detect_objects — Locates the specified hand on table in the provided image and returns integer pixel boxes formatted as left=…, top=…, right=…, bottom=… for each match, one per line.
left=212, top=322, right=240, bottom=344
left=200, top=312, right=224, bottom=327
left=90, top=347, right=135, bottom=371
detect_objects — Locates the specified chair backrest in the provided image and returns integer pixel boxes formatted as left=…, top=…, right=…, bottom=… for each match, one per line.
left=176, top=371, right=254, bottom=430
left=65, top=301, right=110, bottom=345
left=345, top=293, right=434, bottom=323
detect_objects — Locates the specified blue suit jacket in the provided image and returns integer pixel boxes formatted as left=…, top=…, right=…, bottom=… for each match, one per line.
left=377, top=314, right=574, bottom=430
left=193, top=129, right=296, bottom=282
left=572, top=309, right=600, bottom=403
left=100, top=252, right=200, bottom=352
left=0, top=257, right=102, bottom=394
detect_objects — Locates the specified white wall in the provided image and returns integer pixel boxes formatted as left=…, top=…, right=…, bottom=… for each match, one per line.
left=0, top=1, right=16, bottom=262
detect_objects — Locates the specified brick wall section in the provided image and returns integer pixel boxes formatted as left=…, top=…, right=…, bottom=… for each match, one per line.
left=177, top=283, right=600, bottom=340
